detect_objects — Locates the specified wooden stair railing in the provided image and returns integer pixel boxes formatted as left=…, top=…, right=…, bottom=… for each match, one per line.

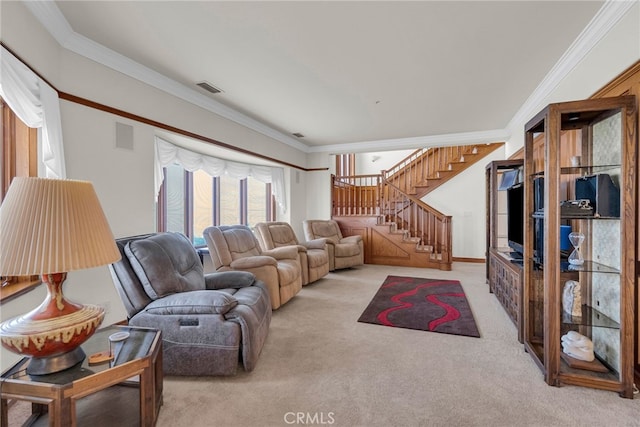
left=383, top=143, right=504, bottom=198
left=331, top=174, right=382, bottom=216
left=380, top=176, right=452, bottom=264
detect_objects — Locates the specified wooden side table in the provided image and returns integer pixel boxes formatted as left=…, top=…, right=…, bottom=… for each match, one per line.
left=1, top=325, right=163, bottom=426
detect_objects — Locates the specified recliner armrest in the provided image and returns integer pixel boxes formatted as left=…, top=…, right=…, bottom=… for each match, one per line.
left=302, top=238, right=327, bottom=250
left=231, top=256, right=278, bottom=270
left=261, top=246, right=299, bottom=260
left=323, top=239, right=337, bottom=247
left=205, top=271, right=256, bottom=290
left=340, top=235, right=363, bottom=244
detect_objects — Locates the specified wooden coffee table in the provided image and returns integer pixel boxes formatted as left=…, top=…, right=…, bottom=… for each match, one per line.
left=1, top=325, right=162, bottom=427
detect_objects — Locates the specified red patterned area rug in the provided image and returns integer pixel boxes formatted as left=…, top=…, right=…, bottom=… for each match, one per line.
left=358, top=275, right=480, bottom=338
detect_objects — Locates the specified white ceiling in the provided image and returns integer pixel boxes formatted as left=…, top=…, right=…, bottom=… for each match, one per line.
left=36, top=1, right=611, bottom=154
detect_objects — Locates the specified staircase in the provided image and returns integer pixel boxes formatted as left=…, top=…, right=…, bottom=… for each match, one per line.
left=331, top=143, right=503, bottom=270
left=384, top=143, right=504, bottom=198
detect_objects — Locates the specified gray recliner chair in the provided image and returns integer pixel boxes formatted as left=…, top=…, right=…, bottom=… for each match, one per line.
left=109, top=232, right=271, bottom=376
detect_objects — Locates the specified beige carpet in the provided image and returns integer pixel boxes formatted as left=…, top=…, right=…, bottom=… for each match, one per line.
left=157, top=263, right=639, bottom=426
left=7, top=263, right=639, bottom=426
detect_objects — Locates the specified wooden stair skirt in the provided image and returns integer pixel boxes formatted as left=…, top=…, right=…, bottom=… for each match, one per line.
left=334, top=216, right=452, bottom=271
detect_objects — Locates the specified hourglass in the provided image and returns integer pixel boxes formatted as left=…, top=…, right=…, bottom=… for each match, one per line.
left=568, top=231, right=585, bottom=265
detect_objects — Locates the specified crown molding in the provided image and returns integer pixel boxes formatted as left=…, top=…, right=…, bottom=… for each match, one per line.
left=23, top=0, right=632, bottom=157
left=309, top=129, right=511, bottom=154
left=507, top=0, right=637, bottom=131
left=23, top=1, right=310, bottom=153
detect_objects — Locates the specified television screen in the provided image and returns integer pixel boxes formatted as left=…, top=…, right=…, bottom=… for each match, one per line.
left=507, top=183, right=524, bottom=256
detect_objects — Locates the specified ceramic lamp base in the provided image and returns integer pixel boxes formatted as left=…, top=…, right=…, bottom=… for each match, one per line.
left=0, top=273, right=105, bottom=375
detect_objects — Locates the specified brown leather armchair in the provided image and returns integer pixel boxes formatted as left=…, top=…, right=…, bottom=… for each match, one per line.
left=303, top=220, right=364, bottom=271
left=203, top=225, right=302, bottom=310
left=254, top=221, right=329, bottom=285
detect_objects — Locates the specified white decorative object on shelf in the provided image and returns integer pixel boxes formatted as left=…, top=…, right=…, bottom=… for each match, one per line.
left=561, top=331, right=594, bottom=362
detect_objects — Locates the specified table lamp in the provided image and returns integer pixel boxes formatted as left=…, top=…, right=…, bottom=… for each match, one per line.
left=0, top=177, right=121, bottom=375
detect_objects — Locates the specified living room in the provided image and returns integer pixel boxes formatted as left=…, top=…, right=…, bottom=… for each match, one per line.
left=2, top=1, right=640, bottom=425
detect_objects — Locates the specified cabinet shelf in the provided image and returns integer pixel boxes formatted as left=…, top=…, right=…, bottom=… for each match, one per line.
left=532, top=211, right=620, bottom=220
left=530, top=165, right=621, bottom=177
left=561, top=305, right=620, bottom=329
left=560, top=356, right=618, bottom=381
left=528, top=259, right=619, bottom=274
left=560, top=261, right=619, bottom=274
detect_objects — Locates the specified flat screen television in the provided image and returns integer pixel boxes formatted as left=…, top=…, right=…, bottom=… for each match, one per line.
left=507, top=183, right=524, bottom=256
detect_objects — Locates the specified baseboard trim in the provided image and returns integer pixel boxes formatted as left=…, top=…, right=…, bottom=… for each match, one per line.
left=453, top=257, right=485, bottom=263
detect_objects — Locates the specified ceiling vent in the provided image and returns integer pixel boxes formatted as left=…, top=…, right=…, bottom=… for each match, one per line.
left=196, top=81, right=223, bottom=94
left=292, top=132, right=305, bottom=138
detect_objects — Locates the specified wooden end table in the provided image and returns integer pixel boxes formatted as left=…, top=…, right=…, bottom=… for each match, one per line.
left=1, top=325, right=163, bottom=426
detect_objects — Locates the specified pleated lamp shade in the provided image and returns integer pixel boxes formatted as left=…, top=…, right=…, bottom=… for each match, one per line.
left=0, top=177, right=121, bottom=274
left=0, top=177, right=121, bottom=374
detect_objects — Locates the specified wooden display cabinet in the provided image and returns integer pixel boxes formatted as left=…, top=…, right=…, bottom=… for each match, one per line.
left=523, top=95, right=637, bottom=398
left=485, top=160, right=524, bottom=342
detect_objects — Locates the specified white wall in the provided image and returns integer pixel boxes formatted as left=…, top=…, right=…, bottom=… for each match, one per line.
left=356, top=150, right=414, bottom=175
left=305, top=152, right=333, bottom=223
left=426, top=146, right=505, bottom=259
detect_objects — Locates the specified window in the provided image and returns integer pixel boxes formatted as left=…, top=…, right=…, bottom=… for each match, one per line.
left=157, top=164, right=274, bottom=246
left=1, top=98, right=37, bottom=201
left=246, top=176, right=268, bottom=226
left=1, top=99, right=40, bottom=302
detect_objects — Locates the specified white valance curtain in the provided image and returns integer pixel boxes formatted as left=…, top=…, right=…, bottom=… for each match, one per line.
left=0, top=46, right=66, bottom=179
left=155, top=137, right=286, bottom=212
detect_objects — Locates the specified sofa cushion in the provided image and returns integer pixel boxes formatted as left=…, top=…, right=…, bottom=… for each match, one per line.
left=335, top=242, right=361, bottom=257
left=125, top=232, right=205, bottom=299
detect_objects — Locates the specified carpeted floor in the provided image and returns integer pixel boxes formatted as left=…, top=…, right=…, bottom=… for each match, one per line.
left=154, top=263, right=639, bottom=426
left=358, top=275, right=480, bottom=337
left=8, top=263, right=640, bottom=426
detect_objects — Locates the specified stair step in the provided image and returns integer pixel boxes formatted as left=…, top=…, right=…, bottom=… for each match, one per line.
left=403, top=236, right=421, bottom=243
left=425, top=177, right=442, bottom=183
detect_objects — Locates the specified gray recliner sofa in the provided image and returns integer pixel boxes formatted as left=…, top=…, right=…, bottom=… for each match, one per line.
left=109, top=232, right=271, bottom=376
